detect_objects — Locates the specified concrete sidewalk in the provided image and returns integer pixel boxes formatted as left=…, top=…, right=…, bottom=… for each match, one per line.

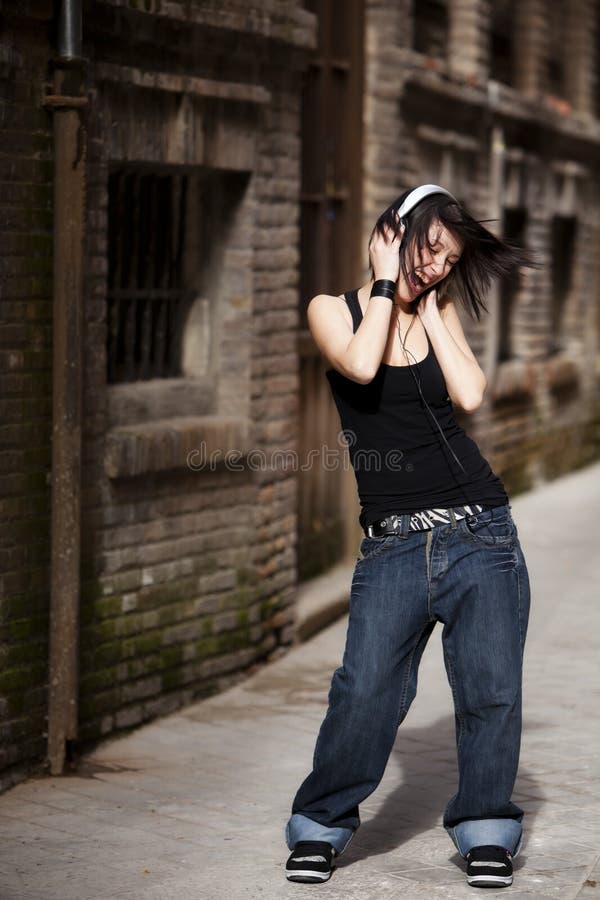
left=1, top=463, right=600, bottom=900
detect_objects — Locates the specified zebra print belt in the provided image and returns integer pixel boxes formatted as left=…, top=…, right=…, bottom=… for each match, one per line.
left=365, top=503, right=491, bottom=538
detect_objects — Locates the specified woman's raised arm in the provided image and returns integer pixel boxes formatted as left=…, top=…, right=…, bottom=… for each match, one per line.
left=306, top=224, right=404, bottom=384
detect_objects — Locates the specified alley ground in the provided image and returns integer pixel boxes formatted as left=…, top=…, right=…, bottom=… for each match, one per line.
left=0, top=461, right=599, bottom=900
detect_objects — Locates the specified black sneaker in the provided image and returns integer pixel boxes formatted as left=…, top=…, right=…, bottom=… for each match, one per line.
left=466, top=844, right=513, bottom=887
left=285, top=840, right=336, bottom=883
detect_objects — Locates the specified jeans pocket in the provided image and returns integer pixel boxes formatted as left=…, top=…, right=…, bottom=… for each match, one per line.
left=358, top=533, right=397, bottom=561
left=460, top=505, right=517, bottom=547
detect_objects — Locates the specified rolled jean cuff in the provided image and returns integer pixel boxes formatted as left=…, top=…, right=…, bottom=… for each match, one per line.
left=285, top=813, right=354, bottom=855
left=446, top=818, right=523, bottom=859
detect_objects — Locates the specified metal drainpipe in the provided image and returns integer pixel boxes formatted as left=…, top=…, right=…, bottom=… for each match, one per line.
left=44, top=0, right=87, bottom=775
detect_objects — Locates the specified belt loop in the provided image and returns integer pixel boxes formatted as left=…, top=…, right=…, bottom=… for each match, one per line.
left=448, top=506, right=458, bottom=530
left=400, top=513, right=410, bottom=539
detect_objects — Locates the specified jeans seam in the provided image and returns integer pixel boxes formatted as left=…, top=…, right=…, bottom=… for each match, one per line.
left=425, top=529, right=433, bottom=618
left=452, top=826, right=466, bottom=857
left=358, top=534, right=395, bottom=563
left=446, top=652, right=465, bottom=751
left=516, top=551, right=525, bottom=657
left=443, top=651, right=464, bottom=830
left=461, top=530, right=516, bottom=547
left=459, top=504, right=515, bottom=547
left=397, top=620, right=432, bottom=724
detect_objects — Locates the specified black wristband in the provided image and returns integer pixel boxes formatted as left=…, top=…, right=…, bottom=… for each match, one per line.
left=370, top=279, right=397, bottom=300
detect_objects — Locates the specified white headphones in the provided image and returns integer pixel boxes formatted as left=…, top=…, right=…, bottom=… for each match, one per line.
left=396, top=183, right=457, bottom=219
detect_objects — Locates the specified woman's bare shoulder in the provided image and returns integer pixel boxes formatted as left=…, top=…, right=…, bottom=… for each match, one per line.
left=305, top=293, right=358, bottom=376
left=307, top=292, right=348, bottom=306
left=307, top=293, right=352, bottom=322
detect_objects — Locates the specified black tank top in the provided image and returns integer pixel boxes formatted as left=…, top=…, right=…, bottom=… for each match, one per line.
left=325, top=289, right=509, bottom=531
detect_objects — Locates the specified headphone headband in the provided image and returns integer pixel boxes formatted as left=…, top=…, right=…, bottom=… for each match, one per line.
left=396, top=183, right=457, bottom=219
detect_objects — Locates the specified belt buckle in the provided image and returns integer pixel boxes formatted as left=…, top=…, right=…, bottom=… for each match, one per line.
left=367, top=521, right=386, bottom=538
left=367, top=516, right=400, bottom=539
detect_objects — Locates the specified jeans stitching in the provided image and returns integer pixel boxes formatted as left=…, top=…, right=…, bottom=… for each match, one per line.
left=425, top=529, right=433, bottom=618
left=445, top=651, right=465, bottom=752
left=442, top=651, right=464, bottom=830
left=459, top=503, right=516, bottom=547
left=515, top=543, right=529, bottom=658
left=516, top=555, right=524, bottom=656
left=461, top=524, right=516, bottom=547
left=452, top=826, right=466, bottom=857
left=358, top=534, right=395, bottom=563
left=397, top=620, right=432, bottom=724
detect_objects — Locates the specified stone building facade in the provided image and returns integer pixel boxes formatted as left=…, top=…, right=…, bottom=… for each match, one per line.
left=0, top=1, right=314, bottom=790
left=1, top=0, right=599, bottom=792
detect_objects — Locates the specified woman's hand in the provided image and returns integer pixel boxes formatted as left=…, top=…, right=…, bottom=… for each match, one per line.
left=369, top=222, right=404, bottom=283
left=416, top=287, right=441, bottom=322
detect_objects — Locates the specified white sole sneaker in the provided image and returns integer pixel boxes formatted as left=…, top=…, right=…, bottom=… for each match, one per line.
left=286, top=870, right=331, bottom=883
left=466, top=845, right=513, bottom=888
left=285, top=842, right=335, bottom=883
left=467, top=873, right=513, bottom=887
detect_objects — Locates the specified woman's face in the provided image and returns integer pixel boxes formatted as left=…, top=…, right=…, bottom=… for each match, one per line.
left=398, top=218, right=463, bottom=302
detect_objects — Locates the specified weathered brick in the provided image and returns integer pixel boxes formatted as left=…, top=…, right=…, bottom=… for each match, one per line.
left=114, top=705, right=143, bottom=729
left=121, top=676, right=162, bottom=704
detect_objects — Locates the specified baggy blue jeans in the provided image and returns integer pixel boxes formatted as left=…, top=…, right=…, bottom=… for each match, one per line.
left=285, top=503, right=530, bottom=859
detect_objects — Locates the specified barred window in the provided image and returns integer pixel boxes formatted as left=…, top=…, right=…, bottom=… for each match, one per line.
left=107, top=169, right=192, bottom=383
left=413, top=0, right=448, bottom=60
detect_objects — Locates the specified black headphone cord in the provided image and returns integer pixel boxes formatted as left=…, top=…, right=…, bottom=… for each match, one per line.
left=395, top=312, right=468, bottom=477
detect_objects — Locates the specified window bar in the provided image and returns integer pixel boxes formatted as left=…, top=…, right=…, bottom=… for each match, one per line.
left=121, top=172, right=134, bottom=291
left=148, top=174, right=160, bottom=298
left=107, top=172, right=119, bottom=383
left=159, top=174, right=170, bottom=291
left=173, top=174, right=186, bottom=287
left=139, top=299, right=152, bottom=381
left=141, top=172, right=154, bottom=379
left=131, top=170, right=143, bottom=300
left=154, top=294, right=168, bottom=379
left=122, top=297, right=134, bottom=382
left=136, top=173, right=146, bottom=295
left=107, top=296, right=119, bottom=383
left=134, top=175, right=149, bottom=377
left=171, top=174, right=188, bottom=374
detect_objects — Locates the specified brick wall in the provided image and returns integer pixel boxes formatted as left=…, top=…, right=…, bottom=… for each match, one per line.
left=73, top=5, right=311, bottom=741
left=0, top=1, right=315, bottom=788
left=76, top=5, right=313, bottom=746
left=0, top=4, right=54, bottom=790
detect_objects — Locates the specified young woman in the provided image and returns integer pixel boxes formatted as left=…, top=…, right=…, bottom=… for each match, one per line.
left=284, top=185, right=533, bottom=889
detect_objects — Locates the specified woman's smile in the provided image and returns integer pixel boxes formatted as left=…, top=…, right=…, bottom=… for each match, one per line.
left=401, top=222, right=463, bottom=301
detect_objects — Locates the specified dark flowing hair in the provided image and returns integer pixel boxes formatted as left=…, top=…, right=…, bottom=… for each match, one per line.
left=368, top=189, right=536, bottom=322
